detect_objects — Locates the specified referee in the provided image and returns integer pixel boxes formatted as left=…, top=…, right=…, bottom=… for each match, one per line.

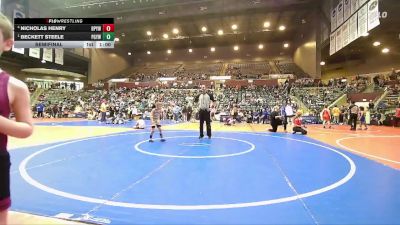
left=195, top=85, right=215, bottom=139
left=349, top=101, right=359, bottom=130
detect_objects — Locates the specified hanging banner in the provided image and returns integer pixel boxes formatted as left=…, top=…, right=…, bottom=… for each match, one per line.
left=11, top=46, right=24, bottom=54
left=357, top=4, right=368, bottom=36
left=330, top=33, right=336, bottom=56
left=42, top=48, right=53, bottom=62
left=349, top=14, right=358, bottom=43
left=12, top=9, right=25, bottom=54
left=342, top=21, right=350, bottom=47
left=344, top=0, right=351, bottom=21
left=55, top=48, right=64, bottom=65
left=367, top=0, right=380, bottom=31
left=29, top=48, right=40, bottom=59
left=331, top=7, right=337, bottom=32
left=337, top=0, right=344, bottom=26
left=359, top=0, right=368, bottom=7
left=351, top=0, right=359, bottom=15
left=336, top=29, right=343, bottom=52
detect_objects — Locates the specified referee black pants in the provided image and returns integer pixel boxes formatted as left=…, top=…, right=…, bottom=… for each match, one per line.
left=269, top=123, right=278, bottom=132
left=293, top=126, right=307, bottom=135
left=350, top=113, right=358, bottom=130
left=199, top=109, right=211, bottom=137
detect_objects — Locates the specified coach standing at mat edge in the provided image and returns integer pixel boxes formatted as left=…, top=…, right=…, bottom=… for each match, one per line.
left=195, top=85, right=215, bottom=139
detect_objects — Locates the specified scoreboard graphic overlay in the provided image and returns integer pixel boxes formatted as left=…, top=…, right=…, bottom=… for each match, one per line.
left=14, top=18, right=115, bottom=48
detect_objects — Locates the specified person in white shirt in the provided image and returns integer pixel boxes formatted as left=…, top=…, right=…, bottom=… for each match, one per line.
left=284, top=103, right=294, bottom=125
left=131, top=106, right=138, bottom=119
left=134, top=117, right=146, bottom=129
left=195, top=85, right=215, bottom=139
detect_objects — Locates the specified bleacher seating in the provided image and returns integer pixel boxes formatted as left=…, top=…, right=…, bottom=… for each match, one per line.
left=171, top=62, right=223, bottom=81
left=378, top=86, right=400, bottom=112
left=226, top=62, right=271, bottom=79
left=180, top=63, right=222, bottom=75
left=275, top=60, right=309, bottom=78
left=291, top=87, right=344, bottom=114
left=106, top=60, right=310, bottom=81
left=135, top=64, right=181, bottom=76
left=218, top=86, right=292, bottom=113
left=130, top=64, right=182, bottom=81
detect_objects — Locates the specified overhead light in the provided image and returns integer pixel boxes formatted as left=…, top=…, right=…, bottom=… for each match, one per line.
left=41, top=59, right=46, bottom=63
left=163, top=33, right=169, bottom=39
left=201, top=26, right=207, bottom=32
left=167, top=49, right=172, bottom=54
left=233, top=45, right=239, bottom=51
left=147, top=51, right=151, bottom=55
left=210, top=47, right=215, bottom=52
left=146, top=31, right=152, bottom=36
left=373, top=41, right=381, bottom=47
left=361, top=33, right=369, bottom=37
left=382, top=48, right=390, bottom=53
left=258, top=44, right=264, bottom=49
left=114, top=37, right=120, bottom=42
left=231, top=24, right=238, bottom=30
left=128, top=52, right=132, bottom=56
left=283, top=43, right=289, bottom=48
left=320, top=61, right=326, bottom=66
left=217, top=29, right=223, bottom=35
left=263, top=21, right=270, bottom=28
left=279, top=25, right=286, bottom=31
left=188, top=48, right=193, bottom=53
left=172, top=28, right=179, bottom=34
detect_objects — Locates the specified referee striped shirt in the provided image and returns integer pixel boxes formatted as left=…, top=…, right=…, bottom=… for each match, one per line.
left=197, top=93, right=214, bottom=110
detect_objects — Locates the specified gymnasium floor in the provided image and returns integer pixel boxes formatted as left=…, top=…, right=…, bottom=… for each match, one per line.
left=7, top=119, right=400, bottom=225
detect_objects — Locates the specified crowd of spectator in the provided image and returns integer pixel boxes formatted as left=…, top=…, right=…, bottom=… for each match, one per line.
left=31, top=69, right=400, bottom=127
left=33, top=83, right=299, bottom=126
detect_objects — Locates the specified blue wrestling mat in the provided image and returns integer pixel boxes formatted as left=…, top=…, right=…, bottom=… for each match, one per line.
left=9, top=130, right=400, bottom=224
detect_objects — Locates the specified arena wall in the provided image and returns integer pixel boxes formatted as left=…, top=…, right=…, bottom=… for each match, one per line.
left=88, top=49, right=132, bottom=84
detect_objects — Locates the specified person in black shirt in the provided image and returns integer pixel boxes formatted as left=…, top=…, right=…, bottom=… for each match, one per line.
left=349, top=101, right=359, bottom=130
left=187, top=104, right=193, bottom=122
left=269, top=106, right=283, bottom=132
left=368, top=100, right=375, bottom=113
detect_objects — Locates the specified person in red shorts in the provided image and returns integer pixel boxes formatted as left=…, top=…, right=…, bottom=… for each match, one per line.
left=0, top=13, right=34, bottom=225
left=321, top=105, right=332, bottom=129
left=292, top=111, right=307, bottom=135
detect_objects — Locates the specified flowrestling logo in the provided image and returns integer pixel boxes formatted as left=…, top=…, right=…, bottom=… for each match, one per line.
left=338, top=2, right=343, bottom=12
left=369, top=0, right=378, bottom=11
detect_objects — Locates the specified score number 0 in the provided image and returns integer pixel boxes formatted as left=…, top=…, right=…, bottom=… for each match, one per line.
left=102, top=24, right=114, bottom=32
left=102, top=24, right=115, bottom=41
